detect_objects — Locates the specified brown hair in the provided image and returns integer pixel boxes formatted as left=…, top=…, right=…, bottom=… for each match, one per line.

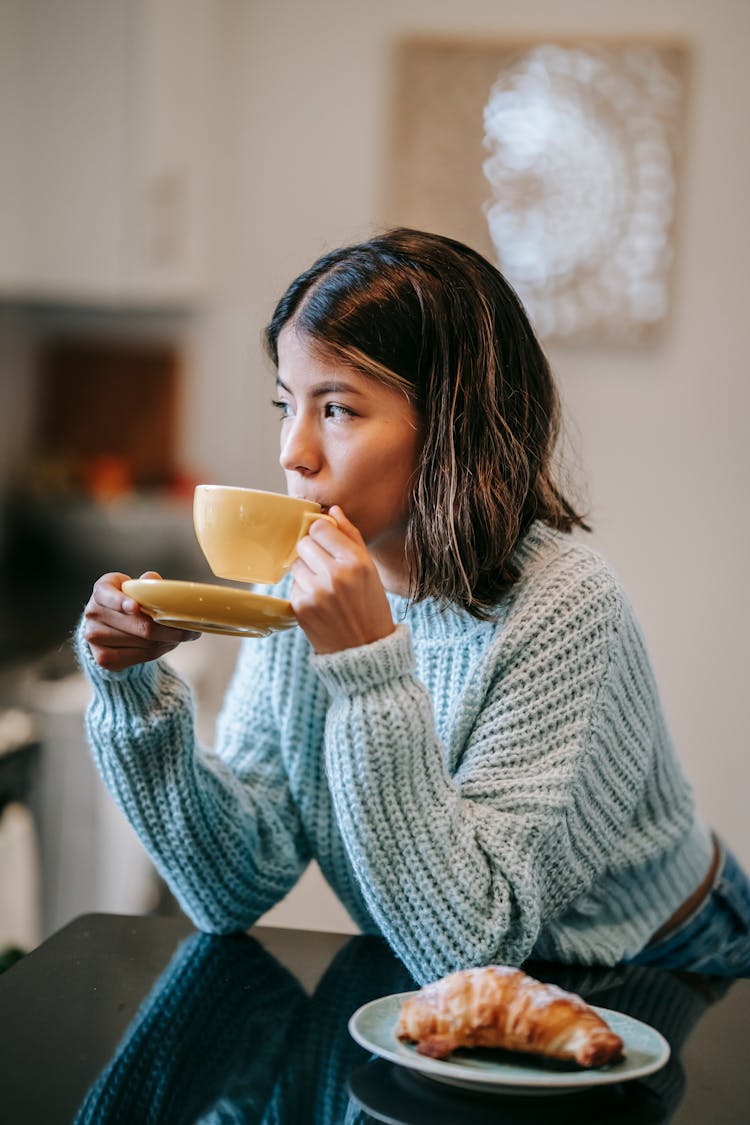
left=265, top=228, right=589, bottom=618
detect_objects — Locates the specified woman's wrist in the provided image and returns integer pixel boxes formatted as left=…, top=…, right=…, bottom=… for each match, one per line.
left=311, top=623, right=413, bottom=696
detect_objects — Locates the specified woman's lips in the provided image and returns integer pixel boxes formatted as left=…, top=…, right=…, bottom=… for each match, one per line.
left=290, top=495, right=333, bottom=513
left=295, top=496, right=331, bottom=511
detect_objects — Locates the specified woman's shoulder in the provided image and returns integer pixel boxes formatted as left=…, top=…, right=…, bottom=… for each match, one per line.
left=506, top=522, right=630, bottom=630
left=514, top=521, right=623, bottom=585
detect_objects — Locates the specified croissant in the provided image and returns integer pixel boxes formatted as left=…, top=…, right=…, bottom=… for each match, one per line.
left=396, top=965, right=624, bottom=1068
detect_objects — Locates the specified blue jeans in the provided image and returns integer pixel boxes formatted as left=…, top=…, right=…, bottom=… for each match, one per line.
left=629, top=840, right=750, bottom=977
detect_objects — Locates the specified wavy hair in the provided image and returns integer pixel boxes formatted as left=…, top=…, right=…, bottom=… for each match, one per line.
left=265, top=228, right=589, bottom=617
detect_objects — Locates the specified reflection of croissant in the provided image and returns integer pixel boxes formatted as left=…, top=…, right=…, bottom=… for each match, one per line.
left=396, top=965, right=624, bottom=1067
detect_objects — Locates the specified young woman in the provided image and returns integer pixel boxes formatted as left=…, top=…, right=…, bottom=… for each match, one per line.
left=80, top=228, right=750, bottom=982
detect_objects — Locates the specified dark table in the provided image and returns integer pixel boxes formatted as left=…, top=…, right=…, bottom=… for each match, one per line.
left=0, top=913, right=747, bottom=1124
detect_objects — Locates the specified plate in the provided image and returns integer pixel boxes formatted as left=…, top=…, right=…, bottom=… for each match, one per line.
left=348, top=992, right=670, bottom=1094
left=121, top=579, right=297, bottom=638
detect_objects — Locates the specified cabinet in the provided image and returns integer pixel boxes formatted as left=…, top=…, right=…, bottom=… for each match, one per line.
left=1, top=0, right=225, bottom=305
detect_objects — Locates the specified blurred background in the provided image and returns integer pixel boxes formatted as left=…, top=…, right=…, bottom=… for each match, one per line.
left=0, top=0, right=748, bottom=952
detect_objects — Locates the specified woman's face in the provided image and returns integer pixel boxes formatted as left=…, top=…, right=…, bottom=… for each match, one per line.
left=275, top=326, right=422, bottom=566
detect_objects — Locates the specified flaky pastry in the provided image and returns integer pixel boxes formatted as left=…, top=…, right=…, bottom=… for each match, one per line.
left=396, top=965, right=624, bottom=1067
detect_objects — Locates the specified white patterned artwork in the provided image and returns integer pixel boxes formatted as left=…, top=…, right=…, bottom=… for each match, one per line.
left=387, top=39, right=689, bottom=344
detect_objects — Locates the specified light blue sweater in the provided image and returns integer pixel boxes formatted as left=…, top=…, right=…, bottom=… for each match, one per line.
left=76, top=523, right=713, bottom=983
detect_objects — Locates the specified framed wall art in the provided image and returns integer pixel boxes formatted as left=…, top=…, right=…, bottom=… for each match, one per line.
left=386, top=37, right=690, bottom=344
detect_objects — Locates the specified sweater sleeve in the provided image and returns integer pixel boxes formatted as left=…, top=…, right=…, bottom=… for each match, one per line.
left=312, top=564, right=659, bottom=982
left=75, top=622, right=310, bottom=932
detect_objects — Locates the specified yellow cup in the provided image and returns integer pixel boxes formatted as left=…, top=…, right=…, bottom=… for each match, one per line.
left=193, top=485, right=336, bottom=585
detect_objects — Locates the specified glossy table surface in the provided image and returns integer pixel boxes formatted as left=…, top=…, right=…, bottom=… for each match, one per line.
left=0, top=912, right=747, bottom=1124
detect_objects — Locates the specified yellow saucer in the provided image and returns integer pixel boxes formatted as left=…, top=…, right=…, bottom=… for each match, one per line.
left=122, top=579, right=297, bottom=638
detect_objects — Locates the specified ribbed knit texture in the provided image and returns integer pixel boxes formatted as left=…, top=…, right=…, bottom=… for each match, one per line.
left=74, top=932, right=305, bottom=1123
left=264, top=935, right=415, bottom=1124
left=76, top=523, right=713, bottom=984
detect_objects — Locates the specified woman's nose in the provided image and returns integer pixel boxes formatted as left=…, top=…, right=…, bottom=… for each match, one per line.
left=279, top=416, right=320, bottom=475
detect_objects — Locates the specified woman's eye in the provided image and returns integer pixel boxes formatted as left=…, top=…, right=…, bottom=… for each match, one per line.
left=325, top=402, right=355, bottom=419
left=271, top=399, right=292, bottom=419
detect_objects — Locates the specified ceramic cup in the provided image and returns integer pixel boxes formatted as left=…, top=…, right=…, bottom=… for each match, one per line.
left=193, top=484, right=336, bottom=585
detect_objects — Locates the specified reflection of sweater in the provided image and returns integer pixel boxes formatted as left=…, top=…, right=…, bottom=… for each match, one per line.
left=74, top=932, right=305, bottom=1124
left=265, top=935, right=415, bottom=1124
left=76, top=523, right=712, bottom=983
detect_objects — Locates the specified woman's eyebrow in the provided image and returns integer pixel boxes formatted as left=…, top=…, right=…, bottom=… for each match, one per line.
left=275, top=377, right=364, bottom=398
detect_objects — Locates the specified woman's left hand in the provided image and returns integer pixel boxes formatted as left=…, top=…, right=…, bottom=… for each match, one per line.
left=289, top=506, right=396, bottom=654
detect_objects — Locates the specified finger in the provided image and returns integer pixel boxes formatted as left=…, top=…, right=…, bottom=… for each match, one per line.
left=89, top=641, right=177, bottom=672
left=304, top=517, right=367, bottom=566
left=288, top=554, right=321, bottom=595
left=121, top=571, right=164, bottom=614
left=92, top=572, right=132, bottom=597
left=90, top=573, right=137, bottom=615
left=322, top=506, right=364, bottom=545
left=89, top=620, right=200, bottom=648
left=294, top=532, right=342, bottom=574
left=87, top=596, right=199, bottom=645
left=91, top=570, right=162, bottom=617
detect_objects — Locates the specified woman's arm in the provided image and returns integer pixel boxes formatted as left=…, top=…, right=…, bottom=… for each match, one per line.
left=76, top=624, right=311, bottom=932
left=313, top=566, right=659, bottom=982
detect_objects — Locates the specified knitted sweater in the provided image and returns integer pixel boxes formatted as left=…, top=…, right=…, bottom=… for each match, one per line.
left=76, top=523, right=713, bottom=983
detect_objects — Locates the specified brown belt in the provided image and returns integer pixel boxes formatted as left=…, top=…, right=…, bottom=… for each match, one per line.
left=649, top=834, right=721, bottom=944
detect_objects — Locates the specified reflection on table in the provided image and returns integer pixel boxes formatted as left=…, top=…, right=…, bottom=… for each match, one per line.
left=0, top=913, right=744, bottom=1125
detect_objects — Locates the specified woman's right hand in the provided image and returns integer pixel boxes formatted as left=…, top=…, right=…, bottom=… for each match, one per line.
left=83, top=571, right=200, bottom=672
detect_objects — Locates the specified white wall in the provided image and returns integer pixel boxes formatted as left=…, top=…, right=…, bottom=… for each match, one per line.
left=189, top=0, right=749, bottom=897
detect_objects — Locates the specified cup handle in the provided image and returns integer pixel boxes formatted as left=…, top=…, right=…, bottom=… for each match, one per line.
left=299, top=510, right=337, bottom=536
left=284, top=510, right=337, bottom=570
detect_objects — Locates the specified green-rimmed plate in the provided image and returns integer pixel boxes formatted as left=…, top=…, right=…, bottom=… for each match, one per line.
left=348, top=992, right=670, bottom=1094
